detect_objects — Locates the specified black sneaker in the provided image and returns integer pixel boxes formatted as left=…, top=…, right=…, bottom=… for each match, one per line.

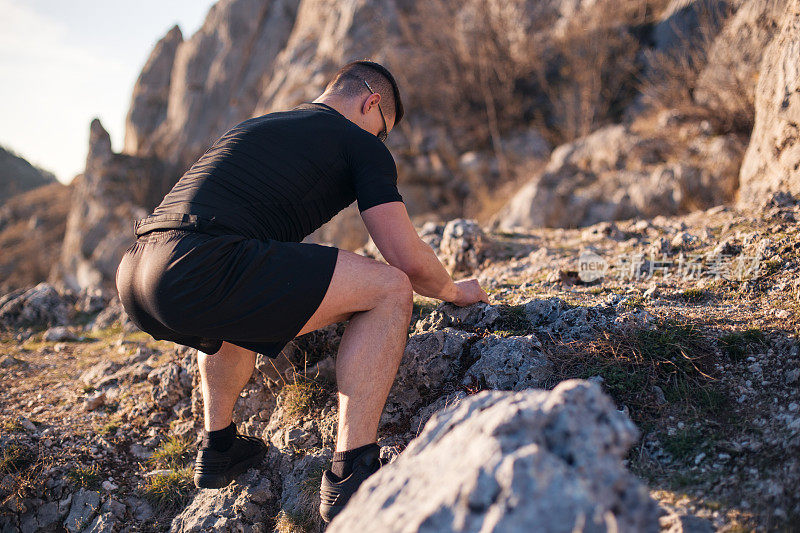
left=319, top=446, right=383, bottom=523
left=193, top=434, right=268, bottom=489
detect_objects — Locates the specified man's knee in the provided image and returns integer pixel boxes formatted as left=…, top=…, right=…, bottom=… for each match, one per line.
left=383, top=267, right=414, bottom=312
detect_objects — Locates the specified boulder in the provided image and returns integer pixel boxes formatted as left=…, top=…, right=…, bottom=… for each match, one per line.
left=145, top=0, right=301, bottom=168
left=462, top=334, right=551, bottom=391
left=491, top=123, right=743, bottom=230
left=439, top=219, right=493, bottom=275
left=329, top=380, right=661, bottom=532
left=737, top=0, right=800, bottom=207
left=63, top=488, right=101, bottom=533
left=0, top=282, right=70, bottom=330
left=381, top=328, right=478, bottom=427
left=171, top=468, right=275, bottom=532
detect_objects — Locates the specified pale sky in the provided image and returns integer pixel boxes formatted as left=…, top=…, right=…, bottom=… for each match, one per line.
left=0, top=0, right=217, bottom=184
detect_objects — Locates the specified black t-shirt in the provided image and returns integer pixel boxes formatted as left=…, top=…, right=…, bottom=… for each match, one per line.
left=148, top=102, right=403, bottom=242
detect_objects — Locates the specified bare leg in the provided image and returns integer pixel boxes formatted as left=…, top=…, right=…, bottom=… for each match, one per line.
left=334, top=278, right=413, bottom=451
left=198, top=342, right=256, bottom=432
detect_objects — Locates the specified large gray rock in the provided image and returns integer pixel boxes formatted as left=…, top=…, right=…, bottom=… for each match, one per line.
left=0, top=282, right=70, bottom=330
left=63, top=488, right=101, bottom=533
left=329, top=380, right=661, bottom=532
left=462, top=334, right=551, bottom=391
left=439, top=219, right=493, bottom=275
left=144, top=0, right=300, bottom=168
left=170, top=468, right=275, bottom=532
left=491, top=123, right=743, bottom=230
left=381, top=328, right=478, bottom=427
left=737, top=0, right=800, bottom=207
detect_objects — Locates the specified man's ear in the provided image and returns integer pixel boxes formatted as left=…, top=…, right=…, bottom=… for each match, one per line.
left=361, top=93, right=380, bottom=115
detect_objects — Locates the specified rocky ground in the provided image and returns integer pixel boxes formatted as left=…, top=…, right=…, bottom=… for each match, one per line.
left=1, top=193, right=798, bottom=532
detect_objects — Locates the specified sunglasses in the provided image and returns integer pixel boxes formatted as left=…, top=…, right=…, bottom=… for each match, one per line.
left=362, top=79, right=388, bottom=142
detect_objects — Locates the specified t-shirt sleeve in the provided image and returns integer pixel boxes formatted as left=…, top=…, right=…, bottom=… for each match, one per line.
left=347, top=129, right=404, bottom=213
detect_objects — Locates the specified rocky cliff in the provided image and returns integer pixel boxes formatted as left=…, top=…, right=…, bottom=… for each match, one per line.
left=58, top=0, right=799, bottom=291
left=737, top=0, right=800, bottom=206
left=0, top=146, right=57, bottom=206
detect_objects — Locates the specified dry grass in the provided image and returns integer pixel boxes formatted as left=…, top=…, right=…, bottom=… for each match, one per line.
left=141, top=466, right=195, bottom=513
left=543, top=318, right=727, bottom=424
left=147, top=435, right=194, bottom=470
left=65, top=463, right=103, bottom=490
left=274, top=466, right=326, bottom=533
left=279, top=379, right=329, bottom=425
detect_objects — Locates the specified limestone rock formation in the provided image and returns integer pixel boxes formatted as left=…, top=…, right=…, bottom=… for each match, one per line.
left=737, top=0, right=800, bottom=207
left=381, top=328, right=478, bottom=427
left=491, top=121, right=743, bottom=230
left=170, top=469, right=276, bottom=532
left=123, top=25, right=183, bottom=154
left=329, top=380, right=661, bottom=532
left=139, top=0, right=301, bottom=168
left=462, top=333, right=551, bottom=391
left=51, top=120, right=160, bottom=292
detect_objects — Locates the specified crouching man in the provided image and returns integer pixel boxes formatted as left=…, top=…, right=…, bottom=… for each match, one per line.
left=115, top=59, right=489, bottom=522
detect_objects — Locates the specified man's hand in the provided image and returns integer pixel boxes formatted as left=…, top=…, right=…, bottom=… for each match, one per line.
left=449, top=279, right=490, bottom=307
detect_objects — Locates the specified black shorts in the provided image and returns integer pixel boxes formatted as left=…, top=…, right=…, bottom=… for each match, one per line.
left=115, top=227, right=339, bottom=358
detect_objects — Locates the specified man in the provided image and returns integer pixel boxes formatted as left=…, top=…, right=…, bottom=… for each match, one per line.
left=115, top=59, right=489, bottom=523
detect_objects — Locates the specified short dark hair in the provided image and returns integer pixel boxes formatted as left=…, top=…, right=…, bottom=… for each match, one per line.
left=324, top=60, right=404, bottom=128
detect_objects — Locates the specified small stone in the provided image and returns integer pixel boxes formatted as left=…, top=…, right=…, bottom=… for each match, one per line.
left=84, top=392, right=106, bottom=411
left=652, top=385, right=667, bottom=406
left=671, top=232, right=697, bottom=248
left=19, top=417, right=38, bottom=432
left=129, top=444, right=152, bottom=459
left=43, top=326, right=78, bottom=342
left=101, top=480, right=118, bottom=491
left=694, top=452, right=706, bottom=465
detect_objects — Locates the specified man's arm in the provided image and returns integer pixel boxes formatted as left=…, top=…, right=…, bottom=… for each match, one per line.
left=360, top=201, right=458, bottom=302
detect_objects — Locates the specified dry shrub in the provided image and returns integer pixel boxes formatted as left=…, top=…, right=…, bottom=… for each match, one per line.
left=392, top=0, right=665, bottom=152
left=638, top=1, right=747, bottom=134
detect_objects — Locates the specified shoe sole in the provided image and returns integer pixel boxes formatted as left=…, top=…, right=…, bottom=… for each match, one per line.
left=194, top=446, right=267, bottom=489
left=319, top=504, right=344, bottom=524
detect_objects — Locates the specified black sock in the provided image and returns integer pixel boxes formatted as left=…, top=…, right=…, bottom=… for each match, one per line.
left=331, top=443, right=379, bottom=479
left=200, top=421, right=236, bottom=452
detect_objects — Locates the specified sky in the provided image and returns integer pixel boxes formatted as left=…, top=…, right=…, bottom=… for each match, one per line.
left=0, top=0, right=217, bottom=184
